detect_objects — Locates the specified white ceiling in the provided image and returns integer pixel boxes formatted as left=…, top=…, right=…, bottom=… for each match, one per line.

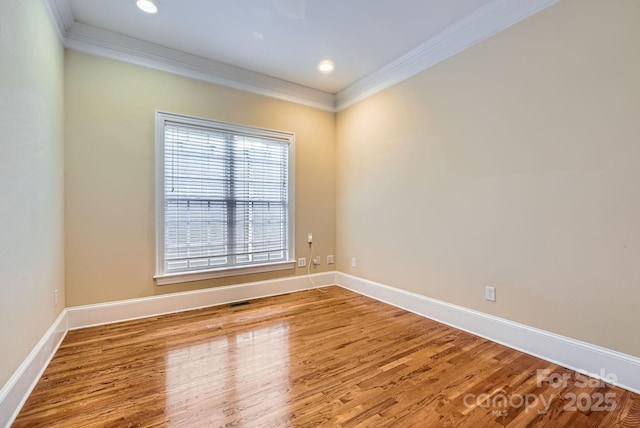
left=68, top=0, right=494, bottom=94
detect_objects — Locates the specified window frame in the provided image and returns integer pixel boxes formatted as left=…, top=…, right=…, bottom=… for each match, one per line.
left=154, top=111, right=295, bottom=285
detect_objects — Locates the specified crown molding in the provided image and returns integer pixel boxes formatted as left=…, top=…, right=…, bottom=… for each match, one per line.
left=44, top=0, right=559, bottom=113
left=42, top=1, right=335, bottom=112
left=335, top=0, right=560, bottom=111
left=42, top=0, right=74, bottom=44
left=64, top=23, right=336, bottom=111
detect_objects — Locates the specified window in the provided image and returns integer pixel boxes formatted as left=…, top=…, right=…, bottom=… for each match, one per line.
left=155, top=112, right=295, bottom=285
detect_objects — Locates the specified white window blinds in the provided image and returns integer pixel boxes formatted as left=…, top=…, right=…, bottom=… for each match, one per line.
left=156, top=113, right=293, bottom=278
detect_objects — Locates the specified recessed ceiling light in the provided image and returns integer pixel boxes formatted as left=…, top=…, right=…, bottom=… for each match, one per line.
left=136, top=0, right=158, bottom=14
left=317, top=60, right=335, bottom=74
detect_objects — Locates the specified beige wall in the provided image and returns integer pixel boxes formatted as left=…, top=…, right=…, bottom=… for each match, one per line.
left=64, top=51, right=336, bottom=306
left=0, top=0, right=65, bottom=387
left=336, top=0, right=640, bottom=357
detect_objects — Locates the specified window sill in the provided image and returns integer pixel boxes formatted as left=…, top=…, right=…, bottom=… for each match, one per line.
left=154, top=260, right=296, bottom=286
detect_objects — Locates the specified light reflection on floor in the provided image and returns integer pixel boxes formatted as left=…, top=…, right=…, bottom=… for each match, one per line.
left=165, top=322, right=290, bottom=424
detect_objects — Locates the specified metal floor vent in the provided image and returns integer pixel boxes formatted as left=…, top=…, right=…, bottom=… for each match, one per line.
left=229, top=300, right=251, bottom=308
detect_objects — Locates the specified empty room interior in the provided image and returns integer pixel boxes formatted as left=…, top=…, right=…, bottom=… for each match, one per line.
left=1, top=0, right=640, bottom=426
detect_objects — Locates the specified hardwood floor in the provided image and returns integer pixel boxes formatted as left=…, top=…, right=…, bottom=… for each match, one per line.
left=13, top=287, right=639, bottom=427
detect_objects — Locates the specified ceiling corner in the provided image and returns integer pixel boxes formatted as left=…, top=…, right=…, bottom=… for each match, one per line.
left=43, top=0, right=75, bottom=43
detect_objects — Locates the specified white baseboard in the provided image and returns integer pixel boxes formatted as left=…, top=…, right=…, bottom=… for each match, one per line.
left=67, top=271, right=337, bottom=330
left=4, top=270, right=639, bottom=427
left=336, top=272, right=640, bottom=394
left=0, top=310, right=68, bottom=428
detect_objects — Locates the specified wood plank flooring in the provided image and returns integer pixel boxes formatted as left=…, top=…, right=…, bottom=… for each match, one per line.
left=13, top=287, right=640, bottom=427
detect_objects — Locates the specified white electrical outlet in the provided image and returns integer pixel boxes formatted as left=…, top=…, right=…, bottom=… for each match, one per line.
left=54, top=289, right=59, bottom=307
left=485, top=286, right=496, bottom=302
left=351, top=257, right=357, bottom=268
left=327, top=255, right=335, bottom=264
left=313, top=256, right=320, bottom=265
left=298, top=257, right=306, bottom=267
left=307, top=233, right=313, bottom=244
